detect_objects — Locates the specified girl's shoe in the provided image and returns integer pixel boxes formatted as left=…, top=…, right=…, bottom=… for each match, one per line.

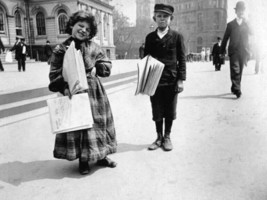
left=97, top=157, right=117, bottom=168
left=79, top=160, right=90, bottom=175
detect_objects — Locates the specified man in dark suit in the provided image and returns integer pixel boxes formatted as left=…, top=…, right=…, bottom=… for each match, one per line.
left=212, top=37, right=224, bottom=71
left=10, top=36, right=20, bottom=57
left=44, top=40, right=53, bottom=64
left=0, top=37, right=5, bottom=71
left=139, top=43, right=145, bottom=59
left=221, top=1, right=251, bottom=98
left=10, top=37, right=27, bottom=72
left=144, top=4, right=186, bottom=151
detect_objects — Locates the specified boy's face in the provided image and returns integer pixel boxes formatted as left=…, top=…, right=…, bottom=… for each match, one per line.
left=154, top=11, right=172, bottom=30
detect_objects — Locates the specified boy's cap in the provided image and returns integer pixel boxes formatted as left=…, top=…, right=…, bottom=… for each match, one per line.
left=154, top=4, right=174, bottom=15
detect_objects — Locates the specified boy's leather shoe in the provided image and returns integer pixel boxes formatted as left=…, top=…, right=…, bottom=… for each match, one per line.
left=162, top=137, right=173, bottom=151
left=148, top=139, right=162, bottom=150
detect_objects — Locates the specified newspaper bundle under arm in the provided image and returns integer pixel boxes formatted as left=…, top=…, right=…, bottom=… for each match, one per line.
left=62, top=41, right=88, bottom=95
left=135, top=55, right=165, bottom=96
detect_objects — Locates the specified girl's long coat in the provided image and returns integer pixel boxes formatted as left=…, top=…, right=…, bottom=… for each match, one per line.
left=48, top=37, right=117, bottom=162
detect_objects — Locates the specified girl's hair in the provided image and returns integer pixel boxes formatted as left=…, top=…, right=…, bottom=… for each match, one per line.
left=65, top=10, right=98, bottom=40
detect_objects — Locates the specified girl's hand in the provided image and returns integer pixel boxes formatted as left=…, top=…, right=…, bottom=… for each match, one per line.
left=91, top=67, right=96, bottom=76
left=64, top=88, right=72, bottom=99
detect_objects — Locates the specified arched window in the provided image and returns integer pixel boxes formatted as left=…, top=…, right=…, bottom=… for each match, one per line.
left=58, top=10, right=68, bottom=34
left=15, top=10, right=22, bottom=36
left=36, top=12, right=46, bottom=35
left=0, top=7, right=5, bottom=32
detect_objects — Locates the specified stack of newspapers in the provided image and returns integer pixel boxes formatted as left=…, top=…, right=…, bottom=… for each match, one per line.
left=47, top=41, right=94, bottom=134
left=135, top=55, right=165, bottom=96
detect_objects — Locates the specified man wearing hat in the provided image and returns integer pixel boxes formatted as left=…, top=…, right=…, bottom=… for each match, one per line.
left=144, top=4, right=186, bottom=151
left=221, top=1, right=251, bottom=98
left=212, top=37, right=224, bottom=71
left=10, top=37, right=27, bottom=72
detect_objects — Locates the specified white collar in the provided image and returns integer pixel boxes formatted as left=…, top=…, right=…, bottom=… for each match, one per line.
left=236, top=17, right=243, bottom=25
left=157, top=27, right=169, bottom=39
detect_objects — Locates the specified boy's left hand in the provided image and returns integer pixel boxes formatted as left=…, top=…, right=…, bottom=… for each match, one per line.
left=174, top=80, right=184, bottom=93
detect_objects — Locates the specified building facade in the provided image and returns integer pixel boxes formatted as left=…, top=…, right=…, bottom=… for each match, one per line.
left=137, top=0, right=228, bottom=53
left=0, top=0, right=115, bottom=60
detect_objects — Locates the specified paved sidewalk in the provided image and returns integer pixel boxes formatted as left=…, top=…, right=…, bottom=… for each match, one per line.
left=1, top=60, right=267, bottom=200
left=0, top=59, right=138, bottom=94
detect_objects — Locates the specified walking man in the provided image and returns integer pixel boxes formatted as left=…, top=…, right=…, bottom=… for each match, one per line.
left=44, top=40, right=53, bottom=64
left=221, top=1, right=251, bottom=98
left=11, top=37, right=27, bottom=72
left=212, top=37, right=224, bottom=71
left=144, top=4, right=186, bottom=151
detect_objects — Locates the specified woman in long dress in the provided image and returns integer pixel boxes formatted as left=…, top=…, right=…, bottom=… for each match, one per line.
left=48, top=10, right=117, bottom=175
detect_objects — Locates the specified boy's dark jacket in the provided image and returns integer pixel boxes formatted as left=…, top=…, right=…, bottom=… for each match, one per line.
left=144, top=28, right=186, bottom=86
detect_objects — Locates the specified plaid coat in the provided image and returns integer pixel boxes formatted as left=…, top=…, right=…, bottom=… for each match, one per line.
left=48, top=37, right=117, bottom=162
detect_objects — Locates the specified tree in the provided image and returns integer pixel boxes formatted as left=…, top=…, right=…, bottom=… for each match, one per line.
left=113, top=8, right=137, bottom=58
left=113, top=9, right=133, bottom=44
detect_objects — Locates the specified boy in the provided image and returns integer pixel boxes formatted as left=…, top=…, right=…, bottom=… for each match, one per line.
left=144, top=4, right=186, bottom=151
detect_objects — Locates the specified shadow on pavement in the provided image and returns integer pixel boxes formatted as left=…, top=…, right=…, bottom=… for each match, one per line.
left=0, top=159, right=107, bottom=186
left=0, top=143, right=149, bottom=186
left=181, top=93, right=237, bottom=100
left=117, top=143, right=149, bottom=153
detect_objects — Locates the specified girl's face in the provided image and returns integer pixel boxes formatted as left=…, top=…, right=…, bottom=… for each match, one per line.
left=154, top=12, right=172, bottom=30
left=71, top=21, right=90, bottom=41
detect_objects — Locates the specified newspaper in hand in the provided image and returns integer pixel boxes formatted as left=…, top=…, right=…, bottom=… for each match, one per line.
left=62, top=41, right=88, bottom=95
left=135, top=55, right=165, bottom=96
left=47, top=93, right=94, bottom=134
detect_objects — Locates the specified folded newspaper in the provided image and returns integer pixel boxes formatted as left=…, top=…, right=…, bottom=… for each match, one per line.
left=47, top=93, right=94, bottom=134
left=62, top=41, right=88, bottom=95
left=135, top=55, right=165, bottom=96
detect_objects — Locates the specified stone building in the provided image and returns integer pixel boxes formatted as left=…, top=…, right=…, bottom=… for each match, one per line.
left=0, top=0, right=115, bottom=60
left=138, top=0, right=227, bottom=53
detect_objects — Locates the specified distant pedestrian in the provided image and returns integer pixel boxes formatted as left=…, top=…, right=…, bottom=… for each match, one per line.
left=139, top=43, right=145, bottom=59
left=254, top=43, right=263, bottom=74
left=17, top=38, right=27, bottom=72
left=144, top=4, right=186, bottom=151
left=10, top=36, right=20, bottom=59
left=48, top=10, right=117, bottom=175
left=10, top=37, right=28, bottom=72
left=221, top=1, right=251, bottom=98
left=0, top=37, right=5, bottom=71
left=44, top=40, right=53, bottom=64
left=206, top=48, right=210, bottom=62
left=212, top=37, right=224, bottom=71
left=201, top=48, right=205, bottom=62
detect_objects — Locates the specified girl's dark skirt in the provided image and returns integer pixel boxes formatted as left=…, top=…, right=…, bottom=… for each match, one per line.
left=53, top=76, right=117, bottom=162
left=150, top=85, right=178, bottom=121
